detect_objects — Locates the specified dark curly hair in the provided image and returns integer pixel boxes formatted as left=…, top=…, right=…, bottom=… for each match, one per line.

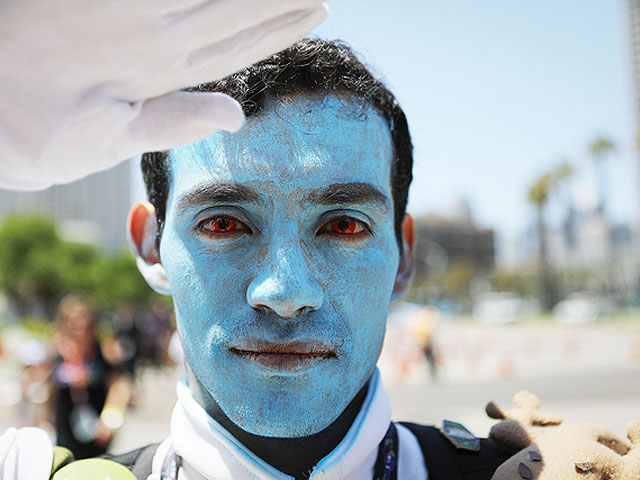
left=141, top=38, right=413, bottom=253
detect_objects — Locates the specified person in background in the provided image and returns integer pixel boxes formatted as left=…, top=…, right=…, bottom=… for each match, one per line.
left=408, top=305, right=441, bottom=381
left=49, top=295, right=133, bottom=459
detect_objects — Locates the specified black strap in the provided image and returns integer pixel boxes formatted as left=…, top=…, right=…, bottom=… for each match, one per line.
left=400, top=423, right=511, bottom=480
left=103, top=443, right=159, bottom=480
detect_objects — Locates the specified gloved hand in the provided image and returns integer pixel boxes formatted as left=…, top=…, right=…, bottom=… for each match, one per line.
left=0, top=427, right=53, bottom=480
left=0, top=0, right=329, bottom=190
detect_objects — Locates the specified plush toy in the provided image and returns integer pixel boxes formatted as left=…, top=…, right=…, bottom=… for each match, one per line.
left=486, top=391, right=640, bottom=480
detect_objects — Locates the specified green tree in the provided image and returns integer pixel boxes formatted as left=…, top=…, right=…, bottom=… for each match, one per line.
left=89, top=250, right=160, bottom=310
left=0, top=215, right=64, bottom=315
left=441, top=259, right=475, bottom=301
left=490, top=269, right=537, bottom=297
left=0, top=214, right=165, bottom=317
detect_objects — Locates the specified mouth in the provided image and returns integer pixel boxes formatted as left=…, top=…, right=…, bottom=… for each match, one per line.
left=229, top=341, right=337, bottom=371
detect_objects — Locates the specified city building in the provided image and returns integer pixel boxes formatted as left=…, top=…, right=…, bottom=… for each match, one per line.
left=0, top=160, right=135, bottom=251
left=628, top=0, right=640, bottom=122
left=410, top=199, right=496, bottom=306
left=413, top=214, right=495, bottom=279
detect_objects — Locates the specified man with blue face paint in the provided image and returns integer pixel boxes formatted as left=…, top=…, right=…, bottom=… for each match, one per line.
left=128, top=39, right=418, bottom=479
left=123, top=39, right=513, bottom=480
left=0, top=34, right=518, bottom=479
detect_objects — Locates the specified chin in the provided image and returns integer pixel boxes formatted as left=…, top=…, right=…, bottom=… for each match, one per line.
left=217, top=375, right=361, bottom=438
left=231, top=403, right=344, bottom=438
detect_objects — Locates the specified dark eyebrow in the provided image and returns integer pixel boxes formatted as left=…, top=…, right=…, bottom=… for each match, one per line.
left=175, top=182, right=260, bottom=212
left=306, top=182, right=389, bottom=208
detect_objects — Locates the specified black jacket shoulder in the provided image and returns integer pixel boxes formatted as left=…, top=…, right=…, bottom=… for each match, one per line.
left=400, top=422, right=512, bottom=480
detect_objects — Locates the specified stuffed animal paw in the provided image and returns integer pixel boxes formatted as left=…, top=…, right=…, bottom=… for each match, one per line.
left=487, top=392, right=640, bottom=479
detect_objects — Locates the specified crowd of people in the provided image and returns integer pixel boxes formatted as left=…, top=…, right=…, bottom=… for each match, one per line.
left=15, top=296, right=175, bottom=459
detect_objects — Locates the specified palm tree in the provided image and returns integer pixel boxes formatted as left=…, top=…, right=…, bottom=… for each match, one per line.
left=589, top=137, right=616, bottom=216
left=528, top=163, right=573, bottom=311
left=590, top=136, right=618, bottom=297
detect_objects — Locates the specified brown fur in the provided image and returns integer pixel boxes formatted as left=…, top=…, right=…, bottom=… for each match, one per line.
left=488, top=392, right=640, bottom=480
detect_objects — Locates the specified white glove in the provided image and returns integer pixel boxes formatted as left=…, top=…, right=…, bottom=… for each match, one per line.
left=0, top=0, right=329, bottom=190
left=0, top=427, right=53, bottom=480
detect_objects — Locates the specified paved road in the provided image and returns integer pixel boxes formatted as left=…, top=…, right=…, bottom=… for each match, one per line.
left=109, top=364, right=640, bottom=454
left=387, top=365, right=640, bottom=439
left=380, top=321, right=640, bottom=439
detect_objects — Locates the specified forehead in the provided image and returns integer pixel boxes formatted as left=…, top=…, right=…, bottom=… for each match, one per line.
left=167, top=94, right=393, bottom=203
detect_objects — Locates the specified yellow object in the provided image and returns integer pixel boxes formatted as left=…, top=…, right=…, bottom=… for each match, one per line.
left=408, top=307, right=439, bottom=346
left=50, top=446, right=74, bottom=476
left=52, top=458, right=136, bottom=480
left=100, top=404, right=125, bottom=429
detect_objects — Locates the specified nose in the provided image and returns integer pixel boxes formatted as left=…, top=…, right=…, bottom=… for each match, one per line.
left=246, top=244, right=323, bottom=319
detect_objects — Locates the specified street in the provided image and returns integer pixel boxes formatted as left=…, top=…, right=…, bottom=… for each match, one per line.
left=104, top=363, right=640, bottom=454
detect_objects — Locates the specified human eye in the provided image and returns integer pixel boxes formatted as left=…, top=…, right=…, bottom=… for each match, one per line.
left=316, top=216, right=371, bottom=242
left=195, top=215, right=251, bottom=239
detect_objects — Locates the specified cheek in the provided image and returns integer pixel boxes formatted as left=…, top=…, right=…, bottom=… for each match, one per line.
left=320, top=234, right=399, bottom=359
left=162, top=225, right=242, bottom=296
left=161, top=230, right=257, bottom=350
left=160, top=233, right=227, bottom=335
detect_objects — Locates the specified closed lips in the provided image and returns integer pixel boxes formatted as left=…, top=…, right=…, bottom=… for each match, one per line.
left=230, top=341, right=337, bottom=369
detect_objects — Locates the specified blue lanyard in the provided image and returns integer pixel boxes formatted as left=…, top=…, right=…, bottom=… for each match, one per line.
left=373, top=423, right=399, bottom=480
left=160, top=448, right=181, bottom=480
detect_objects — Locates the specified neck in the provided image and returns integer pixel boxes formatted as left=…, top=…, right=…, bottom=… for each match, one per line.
left=186, top=367, right=370, bottom=480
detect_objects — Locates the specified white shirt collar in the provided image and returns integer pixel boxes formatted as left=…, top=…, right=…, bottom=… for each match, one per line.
left=166, top=369, right=391, bottom=480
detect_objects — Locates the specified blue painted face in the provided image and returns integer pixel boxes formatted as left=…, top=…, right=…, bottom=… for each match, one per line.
left=161, top=94, right=400, bottom=437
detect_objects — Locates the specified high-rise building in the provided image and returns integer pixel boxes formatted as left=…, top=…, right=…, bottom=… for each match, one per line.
left=629, top=0, right=640, bottom=122
left=0, top=160, right=135, bottom=251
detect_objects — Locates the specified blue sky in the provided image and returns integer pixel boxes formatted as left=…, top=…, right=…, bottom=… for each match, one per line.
left=314, top=1, right=636, bottom=250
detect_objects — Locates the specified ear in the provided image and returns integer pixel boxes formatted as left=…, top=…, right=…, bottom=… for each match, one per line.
left=127, top=202, right=171, bottom=295
left=391, top=214, right=415, bottom=302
